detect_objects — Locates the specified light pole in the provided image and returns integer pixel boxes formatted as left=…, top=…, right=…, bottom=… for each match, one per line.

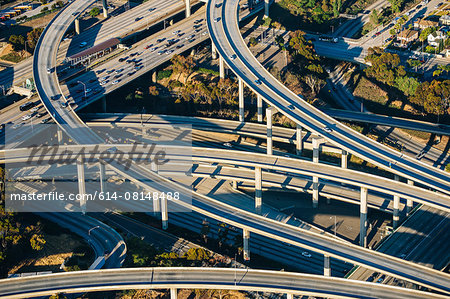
left=77, top=80, right=87, bottom=100
left=330, top=216, right=336, bottom=238
left=0, top=85, right=5, bottom=96
left=88, top=225, right=100, bottom=235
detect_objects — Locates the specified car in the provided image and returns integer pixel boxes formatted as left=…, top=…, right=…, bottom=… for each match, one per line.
left=47, top=68, right=51, bottom=74
left=12, top=123, right=22, bottom=129
left=106, top=69, right=115, bottom=74
left=137, top=51, right=143, bottom=55
left=177, top=32, right=185, bottom=37
left=135, top=17, right=143, bottom=21
left=89, top=79, right=96, bottom=83
left=79, top=42, right=87, bottom=48
left=134, top=59, right=142, bottom=63
left=376, top=275, right=385, bottom=283
left=157, top=38, right=166, bottom=43
left=186, top=34, right=195, bottom=40
left=107, top=147, right=118, bottom=154
left=135, top=65, right=143, bottom=70
left=93, top=89, right=101, bottom=95
left=214, top=17, right=221, bottom=22
left=41, top=117, right=51, bottom=124
left=166, top=50, right=174, bottom=54
left=229, top=54, right=237, bottom=60
left=223, top=142, right=232, bottom=147
left=323, top=126, right=333, bottom=133
left=215, top=3, right=222, bottom=8
left=172, top=30, right=181, bottom=35
left=60, top=102, right=68, bottom=108
left=150, top=47, right=158, bottom=52
left=100, top=80, right=108, bottom=86
left=195, top=28, right=202, bottom=32
left=158, top=50, right=166, bottom=55
left=21, top=114, right=31, bottom=121
left=115, top=69, right=123, bottom=73
left=176, top=44, right=184, bottom=49
left=30, top=107, right=39, bottom=113
left=76, top=89, right=83, bottom=93
left=194, top=19, right=203, bottom=24
left=148, top=7, right=156, bottom=11
left=128, top=71, right=135, bottom=76
left=69, top=82, right=78, bottom=87
left=126, top=59, right=135, bottom=63
left=287, top=104, right=295, bottom=110
left=254, top=79, right=261, bottom=85
left=367, top=276, right=374, bottom=282
left=50, top=95, right=59, bottom=100
left=114, top=74, right=122, bottom=79
left=202, top=31, right=208, bottom=36
left=85, top=88, right=92, bottom=93
left=145, top=44, right=152, bottom=49
left=193, top=24, right=201, bottom=29
left=188, top=38, right=195, bottom=43
left=130, top=52, right=137, bottom=57
left=101, top=76, right=110, bottom=81
left=118, top=56, right=128, bottom=62
left=301, top=251, right=311, bottom=258
left=36, top=112, right=46, bottom=118
left=112, top=80, right=120, bottom=85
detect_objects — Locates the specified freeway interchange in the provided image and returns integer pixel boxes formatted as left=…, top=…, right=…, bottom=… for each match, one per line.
left=0, top=0, right=449, bottom=297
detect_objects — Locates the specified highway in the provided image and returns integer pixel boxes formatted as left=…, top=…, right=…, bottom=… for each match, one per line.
left=0, top=267, right=444, bottom=299
left=206, top=0, right=450, bottom=196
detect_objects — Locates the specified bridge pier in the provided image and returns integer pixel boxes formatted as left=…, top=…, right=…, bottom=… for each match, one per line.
left=57, top=126, right=63, bottom=144
left=264, top=0, right=270, bottom=18
left=239, top=78, right=244, bottom=122
left=99, top=162, right=106, bottom=193
left=102, top=0, right=108, bottom=18
left=360, top=187, right=368, bottom=247
left=151, top=70, right=157, bottom=83
left=286, top=294, right=294, bottom=299
left=324, top=254, right=331, bottom=276
left=393, top=175, right=400, bottom=229
left=257, top=94, right=263, bottom=122
left=255, top=167, right=262, bottom=213
left=243, top=229, right=250, bottom=260
left=161, top=196, right=168, bottom=230
left=212, top=43, right=218, bottom=60
left=312, top=137, right=325, bottom=208
left=101, top=97, right=107, bottom=113
left=219, top=55, right=225, bottom=79
left=296, top=124, right=303, bottom=155
left=232, top=180, right=238, bottom=189
left=312, top=176, right=319, bottom=208
left=266, top=107, right=277, bottom=155
left=185, top=0, right=190, bottom=17
left=406, top=180, right=414, bottom=216
left=75, top=18, right=80, bottom=35
left=341, top=150, right=348, bottom=168
left=77, top=157, right=86, bottom=214
left=170, top=288, right=177, bottom=299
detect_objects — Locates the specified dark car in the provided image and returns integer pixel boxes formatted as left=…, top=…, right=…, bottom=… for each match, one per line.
left=157, top=38, right=166, bottom=43
left=135, top=17, right=143, bottom=21
left=69, top=82, right=78, bottom=87
left=118, top=56, right=128, bottom=62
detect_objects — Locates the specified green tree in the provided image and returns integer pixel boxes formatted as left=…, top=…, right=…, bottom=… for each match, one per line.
left=370, top=9, right=381, bottom=25
left=288, top=30, right=316, bottom=61
left=419, top=27, right=436, bottom=41
left=395, top=76, right=420, bottom=96
left=388, top=0, right=403, bottom=13
left=26, top=28, right=44, bottom=51
left=8, top=35, right=24, bottom=51
left=407, top=59, right=422, bottom=72
left=249, top=37, right=258, bottom=47
left=89, top=7, right=100, bottom=17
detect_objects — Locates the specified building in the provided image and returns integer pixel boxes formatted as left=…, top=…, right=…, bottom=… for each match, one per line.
left=397, top=29, right=419, bottom=46
left=440, top=15, right=450, bottom=26
left=66, top=38, right=120, bottom=66
left=413, top=18, right=439, bottom=29
left=427, top=30, right=445, bottom=47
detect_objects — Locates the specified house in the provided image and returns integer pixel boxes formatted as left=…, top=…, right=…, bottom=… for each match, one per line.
left=440, top=15, right=450, bottom=26
left=397, top=29, right=419, bottom=46
left=414, top=18, right=439, bottom=29
left=427, top=30, right=445, bottom=47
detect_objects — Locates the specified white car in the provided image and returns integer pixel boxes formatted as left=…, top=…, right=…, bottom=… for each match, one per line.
left=85, top=88, right=92, bottom=93
left=166, top=50, right=174, bottom=54
left=150, top=47, right=158, bottom=52
left=172, top=30, right=181, bottom=35
left=214, top=17, right=221, bottom=22
left=12, top=123, right=23, bottom=129
left=223, top=142, right=232, bottom=148
left=22, top=114, right=31, bottom=121
left=229, top=54, right=237, bottom=60
left=254, top=79, right=262, bottom=85
left=301, top=251, right=311, bottom=258
left=30, top=107, right=39, bottom=113
left=112, top=80, right=120, bottom=85
left=323, top=127, right=333, bottom=133
left=79, top=41, right=87, bottom=48
left=100, top=80, right=108, bottom=86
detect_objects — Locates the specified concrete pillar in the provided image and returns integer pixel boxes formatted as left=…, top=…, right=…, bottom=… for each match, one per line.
left=99, top=162, right=106, bottom=193
left=312, top=176, right=319, bottom=208
left=101, top=97, right=107, bottom=113
left=255, top=167, right=262, bottom=213
left=75, top=18, right=80, bottom=35
left=57, top=126, right=63, bottom=144
left=219, top=55, right=225, bottom=79
left=151, top=161, right=158, bottom=173
left=360, top=187, right=368, bottom=247
left=212, top=43, right=218, bottom=60
left=232, top=180, right=238, bottom=189
left=257, top=94, right=263, bottom=123
left=77, top=157, right=86, bottom=214
left=153, top=197, right=160, bottom=217
left=161, top=196, right=168, bottom=230
left=169, top=19, right=174, bottom=26
left=266, top=107, right=276, bottom=155
left=286, top=295, right=293, bottom=299
left=151, top=71, right=157, bottom=83
left=190, top=48, right=195, bottom=56
left=185, top=0, right=190, bottom=17
left=238, top=78, right=244, bottom=122
left=406, top=180, right=414, bottom=216
left=296, top=124, right=303, bottom=155
left=312, top=137, right=321, bottom=163
left=243, top=229, right=250, bottom=261
left=341, top=150, right=348, bottom=169
left=102, top=0, right=108, bottom=18
left=393, top=175, right=400, bottom=229
left=264, top=0, right=270, bottom=18
left=170, top=288, right=177, bottom=299
left=324, top=255, right=331, bottom=276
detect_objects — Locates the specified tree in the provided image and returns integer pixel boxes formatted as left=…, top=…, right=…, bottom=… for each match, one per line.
left=148, top=86, right=159, bottom=96
left=388, top=0, right=403, bottom=13
left=249, top=37, right=258, bottom=47
left=305, top=74, right=325, bottom=95
left=26, top=28, right=44, bottom=51
left=370, top=9, right=381, bottom=25
left=8, top=35, right=24, bottom=51
left=89, top=7, right=100, bottom=17
left=395, top=76, right=420, bottom=96
left=419, top=27, right=435, bottom=42
left=288, top=30, right=316, bottom=61
left=407, top=59, right=422, bottom=72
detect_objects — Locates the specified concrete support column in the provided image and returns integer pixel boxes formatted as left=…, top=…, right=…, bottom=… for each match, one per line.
left=153, top=197, right=161, bottom=217
left=238, top=78, right=244, bottom=122
left=393, top=175, right=400, bottom=229
left=151, top=161, right=159, bottom=173
left=151, top=71, right=157, bottom=83
left=219, top=55, right=225, bottom=79
left=212, top=43, right=218, bottom=60
left=77, top=157, right=86, bottom=214
left=266, top=107, right=276, bottom=155
left=57, top=126, right=63, bottom=144
left=312, top=176, right=319, bottom=208
left=170, top=288, right=177, bottom=299
left=185, top=0, right=190, bottom=17
left=255, top=167, right=262, bottom=213
left=101, top=97, right=107, bottom=113
left=75, top=18, right=80, bottom=35
left=406, top=180, right=414, bottom=216
left=341, top=150, right=348, bottom=169
left=257, top=94, right=263, bottom=123
left=264, top=0, right=270, bottom=18
left=286, top=294, right=294, bottom=299
left=360, top=187, right=368, bottom=247
left=296, top=124, right=303, bottom=155
left=312, top=137, right=322, bottom=163
left=102, top=0, right=108, bottom=18
left=232, top=180, right=238, bottom=189
left=243, top=229, right=250, bottom=261
left=161, top=196, right=168, bottom=230
left=99, top=162, right=106, bottom=193
left=324, top=255, right=331, bottom=276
